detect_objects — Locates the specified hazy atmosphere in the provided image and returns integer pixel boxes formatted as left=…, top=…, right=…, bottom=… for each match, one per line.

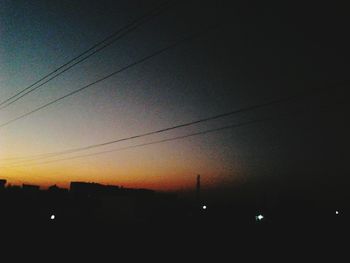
left=0, top=0, right=348, bottom=198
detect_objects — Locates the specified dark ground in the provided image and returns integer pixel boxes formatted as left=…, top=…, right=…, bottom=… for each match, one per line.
left=1, top=188, right=348, bottom=260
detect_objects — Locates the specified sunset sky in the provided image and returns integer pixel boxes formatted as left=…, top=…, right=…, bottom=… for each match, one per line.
left=0, top=1, right=348, bottom=195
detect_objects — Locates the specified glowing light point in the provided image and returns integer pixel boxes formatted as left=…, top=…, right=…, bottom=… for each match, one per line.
left=202, top=205, right=207, bottom=210
left=50, top=214, right=55, bottom=220
left=255, top=214, right=264, bottom=221
left=335, top=211, right=339, bottom=215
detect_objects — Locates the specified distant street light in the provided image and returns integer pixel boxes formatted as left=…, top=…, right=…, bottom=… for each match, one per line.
left=50, top=214, right=55, bottom=220
left=202, top=205, right=207, bottom=210
left=255, top=214, right=264, bottom=221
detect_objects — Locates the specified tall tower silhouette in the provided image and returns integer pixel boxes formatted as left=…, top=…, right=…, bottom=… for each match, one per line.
left=196, top=174, right=201, bottom=203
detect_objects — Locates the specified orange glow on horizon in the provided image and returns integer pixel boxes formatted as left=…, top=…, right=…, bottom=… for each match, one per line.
left=0, top=151, right=237, bottom=191
left=0, top=119, right=239, bottom=192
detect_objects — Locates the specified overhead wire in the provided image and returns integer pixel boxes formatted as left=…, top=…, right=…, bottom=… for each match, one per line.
left=0, top=0, right=172, bottom=110
left=0, top=23, right=221, bottom=129
left=3, top=98, right=347, bottom=169
left=1, top=87, right=347, bottom=167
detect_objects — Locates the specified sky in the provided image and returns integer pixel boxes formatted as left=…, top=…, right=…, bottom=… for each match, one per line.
left=0, top=1, right=348, bottom=198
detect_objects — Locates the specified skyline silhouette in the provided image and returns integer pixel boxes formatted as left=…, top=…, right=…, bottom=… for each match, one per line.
left=0, top=2, right=349, bottom=247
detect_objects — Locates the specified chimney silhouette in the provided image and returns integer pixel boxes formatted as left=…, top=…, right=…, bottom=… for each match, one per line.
left=196, top=174, right=201, bottom=203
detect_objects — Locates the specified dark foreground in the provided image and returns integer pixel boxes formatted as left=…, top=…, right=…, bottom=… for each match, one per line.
left=1, top=189, right=348, bottom=260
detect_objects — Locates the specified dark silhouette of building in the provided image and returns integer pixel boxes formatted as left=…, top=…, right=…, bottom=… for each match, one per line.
left=22, top=184, right=40, bottom=192
left=47, top=185, right=68, bottom=199
left=70, top=181, right=155, bottom=197
left=0, top=179, right=6, bottom=189
left=48, top=184, right=59, bottom=191
left=48, top=184, right=67, bottom=193
left=70, top=181, right=107, bottom=196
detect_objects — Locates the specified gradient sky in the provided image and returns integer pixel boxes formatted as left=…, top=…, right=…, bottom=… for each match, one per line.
left=0, top=1, right=348, bottom=197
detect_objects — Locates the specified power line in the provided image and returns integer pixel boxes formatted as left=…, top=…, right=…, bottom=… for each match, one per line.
left=0, top=92, right=304, bottom=164
left=0, top=118, right=277, bottom=168
left=2, top=94, right=347, bottom=169
left=2, top=87, right=346, bottom=165
left=0, top=23, right=220, bottom=129
left=0, top=0, right=172, bottom=110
